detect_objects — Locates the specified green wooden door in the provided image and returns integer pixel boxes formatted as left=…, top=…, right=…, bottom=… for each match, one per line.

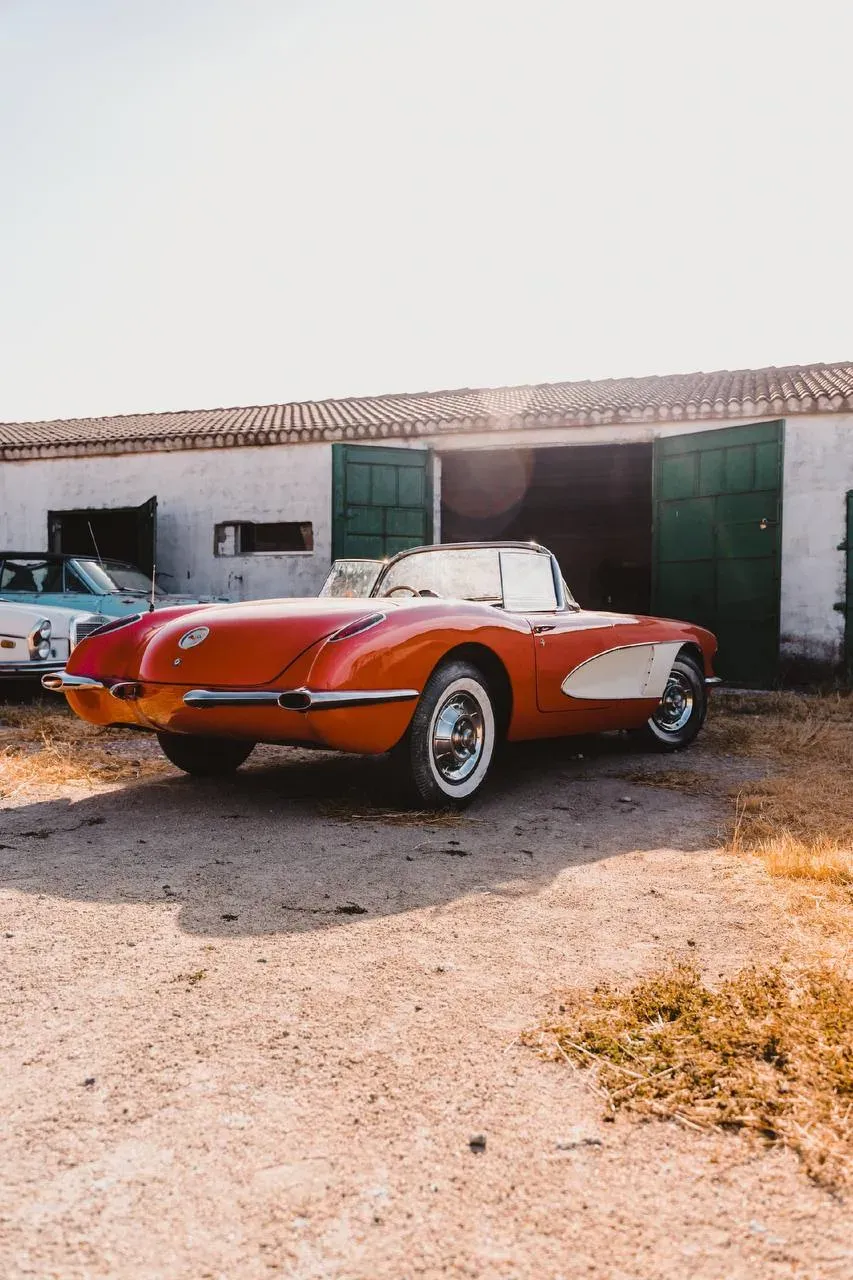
left=332, top=444, right=433, bottom=559
left=653, top=421, right=783, bottom=687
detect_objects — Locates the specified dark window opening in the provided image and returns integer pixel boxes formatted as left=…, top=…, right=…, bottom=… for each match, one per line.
left=440, top=443, right=653, bottom=615
left=214, top=521, right=314, bottom=555
left=48, top=498, right=157, bottom=577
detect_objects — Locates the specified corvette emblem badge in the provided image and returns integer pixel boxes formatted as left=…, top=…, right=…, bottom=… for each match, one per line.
left=178, top=626, right=210, bottom=650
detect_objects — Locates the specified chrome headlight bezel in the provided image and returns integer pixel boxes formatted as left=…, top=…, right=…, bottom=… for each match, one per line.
left=27, top=618, right=53, bottom=661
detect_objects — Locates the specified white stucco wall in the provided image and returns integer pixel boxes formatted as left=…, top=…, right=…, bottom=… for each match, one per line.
left=0, top=444, right=333, bottom=599
left=780, top=414, right=853, bottom=670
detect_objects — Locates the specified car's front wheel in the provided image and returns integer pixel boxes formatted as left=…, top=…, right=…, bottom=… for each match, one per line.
left=156, top=731, right=255, bottom=776
left=401, top=660, right=497, bottom=809
left=640, top=656, right=707, bottom=751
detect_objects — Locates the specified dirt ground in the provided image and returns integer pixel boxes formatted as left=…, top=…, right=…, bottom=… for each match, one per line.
left=1, top=713, right=851, bottom=1279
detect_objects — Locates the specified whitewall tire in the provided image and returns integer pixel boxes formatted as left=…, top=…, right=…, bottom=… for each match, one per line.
left=640, top=656, right=707, bottom=752
left=403, top=660, right=497, bottom=809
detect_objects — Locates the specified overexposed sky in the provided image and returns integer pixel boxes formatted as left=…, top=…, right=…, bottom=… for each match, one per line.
left=1, top=0, right=851, bottom=423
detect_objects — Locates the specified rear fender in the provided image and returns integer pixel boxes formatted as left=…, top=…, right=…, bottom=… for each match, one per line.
left=304, top=605, right=535, bottom=751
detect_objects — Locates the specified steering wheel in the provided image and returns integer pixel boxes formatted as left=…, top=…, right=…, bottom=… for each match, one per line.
left=381, top=584, right=419, bottom=597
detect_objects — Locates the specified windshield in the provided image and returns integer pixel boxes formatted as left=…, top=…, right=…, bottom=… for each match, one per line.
left=320, top=560, right=383, bottom=598
left=376, top=546, right=503, bottom=602
left=371, top=545, right=565, bottom=611
left=76, top=559, right=154, bottom=595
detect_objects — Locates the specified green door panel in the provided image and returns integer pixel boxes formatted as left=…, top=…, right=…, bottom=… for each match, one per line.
left=724, top=445, right=754, bottom=492
left=653, top=421, right=783, bottom=686
left=397, top=466, right=426, bottom=507
left=657, top=497, right=715, bottom=561
left=698, top=449, right=725, bottom=495
left=332, top=444, right=433, bottom=561
left=656, top=561, right=715, bottom=626
left=659, top=454, right=697, bottom=500
left=386, top=507, right=427, bottom=538
left=716, top=559, right=777, bottom=616
left=346, top=506, right=384, bottom=535
left=345, top=463, right=372, bottom=505
left=370, top=465, right=399, bottom=506
left=754, top=441, right=780, bottom=490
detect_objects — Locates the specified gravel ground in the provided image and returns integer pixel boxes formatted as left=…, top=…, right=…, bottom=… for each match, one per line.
left=1, top=729, right=851, bottom=1279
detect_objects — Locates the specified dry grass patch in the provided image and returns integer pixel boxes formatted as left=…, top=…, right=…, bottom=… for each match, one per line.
left=524, top=962, right=853, bottom=1188
left=626, top=693, right=853, bottom=888
left=717, top=693, right=853, bottom=887
left=0, top=699, right=168, bottom=796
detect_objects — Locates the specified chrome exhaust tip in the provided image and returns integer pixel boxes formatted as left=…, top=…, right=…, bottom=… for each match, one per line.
left=110, top=681, right=142, bottom=701
left=40, top=672, right=105, bottom=693
left=277, top=689, right=312, bottom=711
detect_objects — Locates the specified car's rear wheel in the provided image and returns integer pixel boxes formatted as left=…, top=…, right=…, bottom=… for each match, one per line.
left=640, top=656, right=707, bottom=751
left=156, top=731, right=255, bottom=776
left=401, top=659, right=497, bottom=809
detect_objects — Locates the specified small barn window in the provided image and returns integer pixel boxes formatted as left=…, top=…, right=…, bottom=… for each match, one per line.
left=214, top=521, right=314, bottom=555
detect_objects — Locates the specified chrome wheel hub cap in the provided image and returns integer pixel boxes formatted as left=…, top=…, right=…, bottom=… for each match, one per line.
left=653, top=672, right=694, bottom=733
left=432, top=692, right=485, bottom=783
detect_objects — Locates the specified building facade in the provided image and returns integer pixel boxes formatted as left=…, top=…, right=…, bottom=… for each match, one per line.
left=2, top=363, right=852, bottom=686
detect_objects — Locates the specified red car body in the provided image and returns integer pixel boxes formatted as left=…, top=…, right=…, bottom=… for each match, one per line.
left=44, top=542, right=717, bottom=807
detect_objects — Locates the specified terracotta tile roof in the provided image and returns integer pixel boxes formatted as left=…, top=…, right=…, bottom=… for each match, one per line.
left=2, top=362, right=852, bottom=459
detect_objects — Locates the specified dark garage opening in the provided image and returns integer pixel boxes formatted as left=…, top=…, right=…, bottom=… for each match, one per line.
left=48, top=497, right=157, bottom=576
left=440, top=444, right=653, bottom=614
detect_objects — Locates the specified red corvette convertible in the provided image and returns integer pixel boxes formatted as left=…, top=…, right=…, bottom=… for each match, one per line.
left=43, top=542, right=718, bottom=808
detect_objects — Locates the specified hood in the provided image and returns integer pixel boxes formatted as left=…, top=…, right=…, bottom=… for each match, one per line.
left=137, top=597, right=385, bottom=687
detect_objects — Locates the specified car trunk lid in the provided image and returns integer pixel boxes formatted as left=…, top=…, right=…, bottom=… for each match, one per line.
left=137, top=598, right=384, bottom=687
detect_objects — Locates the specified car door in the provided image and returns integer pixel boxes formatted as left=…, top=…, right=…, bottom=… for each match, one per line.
left=497, top=548, right=661, bottom=714
left=531, top=610, right=646, bottom=712
left=497, top=548, right=623, bottom=712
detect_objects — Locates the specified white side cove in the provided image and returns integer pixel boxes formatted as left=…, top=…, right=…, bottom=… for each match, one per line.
left=561, top=642, right=683, bottom=701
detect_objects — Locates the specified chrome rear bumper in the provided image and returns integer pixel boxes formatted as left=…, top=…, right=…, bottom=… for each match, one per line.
left=183, top=687, right=420, bottom=712
left=704, top=676, right=723, bottom=686
left=40, top=673, right=419, bottom=711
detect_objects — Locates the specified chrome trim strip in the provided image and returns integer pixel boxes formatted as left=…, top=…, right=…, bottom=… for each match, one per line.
left=705, top=676, right=723, bottom=686
left=182, top=687, right=420, bottom=712
left=278, top=687, right=419, bottom=711
left=183, top=690, right=282, bottom=709
left=41, top=672, right=105, bottom=692
left=328, top=612, right=386, bottom=642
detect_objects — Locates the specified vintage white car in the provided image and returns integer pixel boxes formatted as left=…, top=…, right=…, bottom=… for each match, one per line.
left=0, top=601, right=107, bottom=681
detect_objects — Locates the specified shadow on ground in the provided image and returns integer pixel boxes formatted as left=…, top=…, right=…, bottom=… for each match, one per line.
left=0, top=733, right=727, bottom=937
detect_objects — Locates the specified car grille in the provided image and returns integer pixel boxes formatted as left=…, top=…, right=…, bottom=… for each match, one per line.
left=69, top=615, right=109, bottom=649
